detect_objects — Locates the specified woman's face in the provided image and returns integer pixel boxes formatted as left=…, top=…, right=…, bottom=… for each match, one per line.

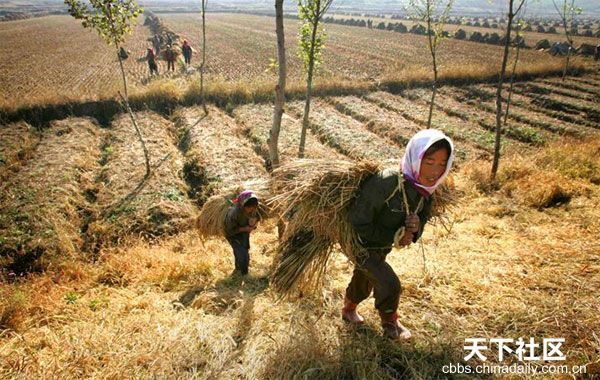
left=243, top=205, right=257, bottom=214
left=418, top=148, right=449, bottom=187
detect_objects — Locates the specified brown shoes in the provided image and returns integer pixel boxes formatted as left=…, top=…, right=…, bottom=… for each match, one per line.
left=380, top=311, right=412, bottom=341
left=341, top=297, right=365, bottom=324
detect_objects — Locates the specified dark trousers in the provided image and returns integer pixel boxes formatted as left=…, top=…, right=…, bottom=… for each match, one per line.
left=167, top=60, right=175, bottom=71
left=149, top=61, right=158, bottom=75
left=184, top=54, right=191, bottom=64
left=345, top=250, right=401, bottom=314
left=228, top=233, right=250, bottom=275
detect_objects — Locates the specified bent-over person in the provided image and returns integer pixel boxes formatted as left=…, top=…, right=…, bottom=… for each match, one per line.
left=343, top=129, right=455, bottom=341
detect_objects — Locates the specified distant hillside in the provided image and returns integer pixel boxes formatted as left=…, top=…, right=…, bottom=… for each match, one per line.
left=16, top=0, right=597, bottom=18
left=137, top=0, right=600, bottom=18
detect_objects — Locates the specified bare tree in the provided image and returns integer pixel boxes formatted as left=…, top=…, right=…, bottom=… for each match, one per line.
left=199, top=0, right=208, bottom=114
left=491, top=0, right=527, bottom=182
left=297, top=0, right=334, bottom=158
left=504, top=10, right=527, bottom=127
left=553, top=0, right=580, bottom=81
left=408, top=0, right=455, bottom=128
left=269, top=0, right=286, bottom=169
left=65, top=0, right=151, bottom=179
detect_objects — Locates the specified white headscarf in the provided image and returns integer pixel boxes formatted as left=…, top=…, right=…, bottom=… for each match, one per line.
left=401, top=129, right=455, bottom=195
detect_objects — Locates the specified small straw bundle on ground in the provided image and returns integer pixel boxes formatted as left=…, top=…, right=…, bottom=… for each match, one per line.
left=196, top=179, right=272, bottom=240
left=269, top=159, right=381, bottom=296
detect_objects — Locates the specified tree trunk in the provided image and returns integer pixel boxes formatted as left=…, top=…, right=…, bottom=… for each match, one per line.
left=270, top=0, right=286, bottom=170
left=562, top=44, right=572, bottom=81
left=200, top=0, right=208, bottom=113
left=298, top=11, right=319, bottom=159
left=116, top=45, right=151, bottom=179
left=504, top=28, right=522, bottom=126
left=491, top=1, right=515, bottom=182
left=116, top=46, right=129, bottom=99
left=426, top=9, right=436, bottom=128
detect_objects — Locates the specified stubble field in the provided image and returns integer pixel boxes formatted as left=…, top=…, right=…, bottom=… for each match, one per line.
left=0, top=10, right=599, bottom=380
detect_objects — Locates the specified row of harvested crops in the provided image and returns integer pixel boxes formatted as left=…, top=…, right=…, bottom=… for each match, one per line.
left=1, top=78, right=597, bottom=274
left=0, top=105, right=346, bottom=273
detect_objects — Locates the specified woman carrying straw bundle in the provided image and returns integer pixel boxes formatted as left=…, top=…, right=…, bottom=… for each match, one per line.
left=224, top=190, right=261, bottom=276
left=342, top=129, right=455, bottom=341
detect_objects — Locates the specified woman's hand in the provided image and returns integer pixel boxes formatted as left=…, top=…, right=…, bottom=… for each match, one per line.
left=398, top=231, right=414, bottom=247
left=240, top=226, right=256, bottom=233
left=405, top=213, right=420, bottom=234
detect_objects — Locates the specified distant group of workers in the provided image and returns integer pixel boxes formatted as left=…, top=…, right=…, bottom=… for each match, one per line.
left=144, top=33, right=194, bottom=76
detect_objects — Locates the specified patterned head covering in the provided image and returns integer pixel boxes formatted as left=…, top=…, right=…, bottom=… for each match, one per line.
left=401, top=129, right=455, bottom=195
left=234, top=190, right=259, bottom=207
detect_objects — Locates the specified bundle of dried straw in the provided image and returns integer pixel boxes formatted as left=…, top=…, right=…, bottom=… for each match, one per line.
left=196, top=179, right=273, bottom=239
left=269, top=159, right=458, bottom=297
left=269, top=159, right=381, bottom=296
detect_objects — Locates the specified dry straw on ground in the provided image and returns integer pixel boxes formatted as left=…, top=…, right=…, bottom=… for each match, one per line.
left=0, top=118, right=102, bottom=270
left=286, top=100, right=401, bottom=163
left=463, top=139, right=599, bottom=209
left=232, top=103, right=345, bottom=166
left=0, top=121, right=38, bottom=183
left=86, top=112, right=195, bottom=251
left=173, top=106, right=267, bottom=205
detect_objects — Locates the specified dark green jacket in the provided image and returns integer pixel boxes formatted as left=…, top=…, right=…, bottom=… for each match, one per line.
left=224, top=205, right=260, bottom=240
left=348, top=169, right=432, bottom=252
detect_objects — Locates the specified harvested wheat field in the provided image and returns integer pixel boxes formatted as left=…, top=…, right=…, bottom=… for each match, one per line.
left=161, top=13, right=571, bottom=83
left=466, top=84, right=600, bottom=132
left=232, top=103, right=346, bottom=165
left=286, top=100, right=401, bottom=162
left=327, top=96, right=420, bottom=146
left=364, top=90, right=505, bottom=154
left=0, top=137, right=598, bottom=378
left=0, top=121, right=38, bottom=183
left=1, top=2, right=600, bottom=377
left=0, top=118, right=102, bottom=271
left=86, top=112, right=195, bottom=251
left=0, top=16, right=154, bottom=110
left=173, top=105, right=268, bottom=203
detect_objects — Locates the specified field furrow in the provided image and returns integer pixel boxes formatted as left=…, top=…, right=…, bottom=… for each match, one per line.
left=174, top=105, right=268, bottom=203
left=325, top=95, right=419, bottom=147
left=539, top=78, right=600, bottom=98
left=517, top=91, right=600, bottom=124
left=86, top=112, right=195, bottom=250
left=287, top=100, right=401, bottom=162
left=440, top=87, right=585, bottom=138
left=435, top=87, right=550, bottom=145
left=468, top=84, right=599, bottom=130
left=364, top=90, right=501, bottom=153
left=522, top=81, right=598, bottom=103
left=232, top=103, right=345, bottom=166
left=0, top=118, right=103, bottom=270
